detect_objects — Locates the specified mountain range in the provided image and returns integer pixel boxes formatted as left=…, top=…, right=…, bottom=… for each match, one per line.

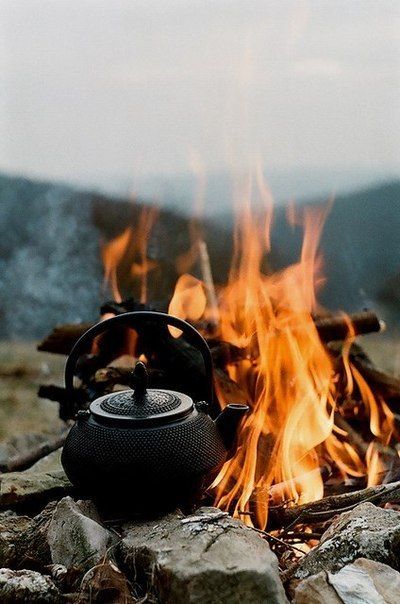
left=0, top=173, right=399, bottom=338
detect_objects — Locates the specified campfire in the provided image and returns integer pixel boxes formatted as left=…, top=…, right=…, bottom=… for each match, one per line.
left=2, top=176, right=400, bottom=601
left=35, top=174, right=400, bottom=566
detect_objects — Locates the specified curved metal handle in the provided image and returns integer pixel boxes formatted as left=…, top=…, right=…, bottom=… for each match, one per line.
left=65, top=311, right=214, bottom=404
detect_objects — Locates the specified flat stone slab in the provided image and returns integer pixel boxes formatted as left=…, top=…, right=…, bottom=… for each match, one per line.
left=0, top=469, right=72, bottom=509
left=291, top=502, right=400, bottom=582
left=294, top=558, right=400, bottom=604
left=120, top=506, right=288, bottom=604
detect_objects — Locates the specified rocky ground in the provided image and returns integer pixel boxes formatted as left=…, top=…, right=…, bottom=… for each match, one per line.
left=0, top=342, right=64, bottom=441
left=1, top=338, right=400, bottom=602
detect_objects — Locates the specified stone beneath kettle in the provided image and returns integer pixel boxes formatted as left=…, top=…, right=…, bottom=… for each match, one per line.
left=0, top=568, right=60, bottom=603
left=119, top=506, right=288, bottom=604
left=47, top=496, right=118, bottom=572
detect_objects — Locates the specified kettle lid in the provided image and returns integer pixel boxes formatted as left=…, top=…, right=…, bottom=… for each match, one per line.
left=90, top=361, right=194, bottom=425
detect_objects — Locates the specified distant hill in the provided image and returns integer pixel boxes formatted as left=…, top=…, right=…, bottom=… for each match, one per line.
left=0, top=174, right=230, bottom=338
left=0, top=173, right=399, bottom=338
left=269, top=182, right=400, bottom=323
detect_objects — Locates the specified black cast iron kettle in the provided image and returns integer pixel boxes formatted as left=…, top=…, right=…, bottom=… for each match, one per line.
left=61, top=311, right=249, bottom=513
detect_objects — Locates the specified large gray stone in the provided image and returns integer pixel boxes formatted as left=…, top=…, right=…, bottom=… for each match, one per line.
left=48, top=496, right=117, bottom=572
left=0, top=568, right=60, bottom=603
left=294, top=558, right=400, bottom=604
left=0, top=469, right=72, bottom=508
left=292, top=502, right=400, bottom=581
left=120, top=506, right=288, bottom=604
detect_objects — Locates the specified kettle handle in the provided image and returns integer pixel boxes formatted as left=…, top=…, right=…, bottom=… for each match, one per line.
left=65, top=311, right=214, bottom=404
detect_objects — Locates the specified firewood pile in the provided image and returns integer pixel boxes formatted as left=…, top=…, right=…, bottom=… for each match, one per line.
left=1, top=298, right=400, bottom=602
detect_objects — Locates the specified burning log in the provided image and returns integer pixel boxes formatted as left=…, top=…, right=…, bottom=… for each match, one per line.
left=37, top=310, right=384, bottom=357
left=37, top=323, right=93, bottom=355
left=268, top=479, right=400, bottom=530
left=313, top=310, right=384, bottom=342
left=93, top=365, right=167, bottom=391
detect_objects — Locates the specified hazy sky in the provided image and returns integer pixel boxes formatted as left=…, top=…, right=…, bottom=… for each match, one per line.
left=1, top=0, right=399, bottom=189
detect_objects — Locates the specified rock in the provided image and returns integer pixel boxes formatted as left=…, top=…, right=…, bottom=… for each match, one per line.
left=293, top=571, right=341, bottom=604
left=21, top=502, right=56, bottom=568
left=48, top=496, right=117, bottom=572
left=294, top=558, right=400, bottom=604
left=24, top=449, right=63, bottom=475
left=0, top=469, right=72, bottom=509
left=0, top=511, right=31, bottom=567
left=0, top=502, right=55, bottom=569
left=0, top=433, right=51, bottom=468
left=291, top=502, right=400, bottom=581
left=0, top=568, right=60, bottom=603
left=120, top=506, right=288, bottom=604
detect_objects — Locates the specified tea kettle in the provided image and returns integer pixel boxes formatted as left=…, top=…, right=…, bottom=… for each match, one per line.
left=61, top=311, right=248, bottom=512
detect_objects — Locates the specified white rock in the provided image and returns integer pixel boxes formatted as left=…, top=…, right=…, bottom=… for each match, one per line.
left=0, top=568, right=60, bottom=603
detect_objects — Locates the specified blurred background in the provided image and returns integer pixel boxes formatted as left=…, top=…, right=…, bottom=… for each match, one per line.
left=0, top=1, right=399, bottom=437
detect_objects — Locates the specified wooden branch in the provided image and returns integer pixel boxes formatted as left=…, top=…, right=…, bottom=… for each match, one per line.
left=334, top=413, right=396, bottom=459
left=352, top=358, right=400, bottom=399
left=268, top=480, right=400, bottom=529
left=0, top=428, right=70, bottom=473
left=94, top=366, right=167, bottom=390
left=269, top=465, right=331, bottom=505
left=198, top=239, right=220, bottom=330
left=37, top=309, right=384, bottom=358
left=37, top=385, right=88, bottom=421
left=314, top=311, right=383, bottom=342
left=37, top=323, right=93, bottom=355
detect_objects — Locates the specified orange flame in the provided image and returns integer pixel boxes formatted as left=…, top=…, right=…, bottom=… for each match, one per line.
left=100, top=170, right=393, bottom=529
left=101, top=206, right=159, bottom=304
left=102, top=227, right=132, bottom=303
left=167, top=168, right=392, bottom=528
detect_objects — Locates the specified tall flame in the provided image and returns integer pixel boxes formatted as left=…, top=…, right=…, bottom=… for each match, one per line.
left=101, top=170, right=393, bottom=529
left=101, top=206, right=158, bottom=303
left=167, top=168, right=392, bottom=528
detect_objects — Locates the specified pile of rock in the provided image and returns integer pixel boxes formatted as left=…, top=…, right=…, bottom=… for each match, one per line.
left=0, top=492, right=286, bottom=602
left=2, top=452, right=400, bottom=602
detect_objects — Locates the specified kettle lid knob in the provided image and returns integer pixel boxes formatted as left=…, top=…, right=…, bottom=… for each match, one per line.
left=129, top=361, right=148, bottom=404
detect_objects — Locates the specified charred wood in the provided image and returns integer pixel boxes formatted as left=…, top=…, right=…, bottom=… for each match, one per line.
left=37, top=385, right=88, bottom=422
left=37, top=323, right=93, bottom=355
left=268, top=480, right=400, bottom=530
left=37, top=309, right=384, bottom=357
left=314, top=310, right=383, bottom=342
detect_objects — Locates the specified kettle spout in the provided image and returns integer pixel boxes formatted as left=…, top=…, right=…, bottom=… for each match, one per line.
left=214, top=403, right=249, bottom=454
